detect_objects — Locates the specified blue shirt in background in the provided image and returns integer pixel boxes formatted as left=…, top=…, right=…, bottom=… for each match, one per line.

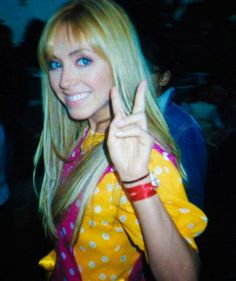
left=0, top=124, right=9, bottom=205
left=158, top=87, right=207, bottom=209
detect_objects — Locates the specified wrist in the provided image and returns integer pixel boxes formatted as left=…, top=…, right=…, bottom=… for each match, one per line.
left=122, top=172, right=150, bottom=185
left=125, top=182, right=158, bottom=202
left=122, top=171, right=158, bottom=188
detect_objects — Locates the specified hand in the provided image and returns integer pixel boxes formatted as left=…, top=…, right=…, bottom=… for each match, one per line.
left=107, top=80, right=153, bottom=182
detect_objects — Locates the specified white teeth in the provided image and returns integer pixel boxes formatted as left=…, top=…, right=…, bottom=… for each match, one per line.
left=66, top=92, right=90, bottom=101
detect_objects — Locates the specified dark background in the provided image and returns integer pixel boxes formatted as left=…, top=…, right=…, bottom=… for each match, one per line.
left=0, top=0, right=236, bottom=280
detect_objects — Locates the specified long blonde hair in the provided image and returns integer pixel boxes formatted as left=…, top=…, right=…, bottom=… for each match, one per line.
left=34, top=0, right=183, bottom=243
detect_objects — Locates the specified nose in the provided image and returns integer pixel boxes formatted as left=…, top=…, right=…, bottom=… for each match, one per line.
left=59, top=66, right=77, bottom=90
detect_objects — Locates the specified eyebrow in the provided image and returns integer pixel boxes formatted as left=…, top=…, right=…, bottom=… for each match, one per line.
left=47, top=48, right=93, bottom=60
left=68, top=48, right=92, bottom=57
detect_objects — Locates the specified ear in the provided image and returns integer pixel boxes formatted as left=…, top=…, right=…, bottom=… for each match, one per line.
left=159, top=70, right=171, bottom=87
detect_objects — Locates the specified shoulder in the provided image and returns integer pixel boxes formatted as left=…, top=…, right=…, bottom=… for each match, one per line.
left=165, top=103, right=204, bottom=140
left=166, top=102, right=200, bottom=127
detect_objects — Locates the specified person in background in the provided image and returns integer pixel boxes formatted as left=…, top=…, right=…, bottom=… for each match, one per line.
left=0, top=123, right=10, bottom=206
left=35, top=1, right=207, bottom=280
left=144, top=42, right=207, bottom=209
left=181, top=85, right=224, bottom=148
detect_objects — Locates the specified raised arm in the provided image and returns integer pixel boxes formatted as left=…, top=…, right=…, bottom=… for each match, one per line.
left=107, top=82, right=199, bottom=281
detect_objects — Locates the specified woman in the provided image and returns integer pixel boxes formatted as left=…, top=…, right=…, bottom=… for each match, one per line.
left=35, top=0, right=207, bottom=280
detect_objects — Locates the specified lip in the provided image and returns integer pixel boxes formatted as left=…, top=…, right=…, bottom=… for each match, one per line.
left=64, top=91, right=91, bottom=106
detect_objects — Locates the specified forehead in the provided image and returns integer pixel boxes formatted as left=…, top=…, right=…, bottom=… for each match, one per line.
left=60, top=33, right=89, bottom=52
left=48, top=26, right=89, bottom=54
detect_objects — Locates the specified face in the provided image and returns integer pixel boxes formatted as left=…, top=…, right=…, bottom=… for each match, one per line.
left=47, top=27, right=113, bottom=131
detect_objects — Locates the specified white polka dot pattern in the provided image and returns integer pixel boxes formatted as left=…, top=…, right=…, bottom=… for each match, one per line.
left=49, top=136, right=207, bottom=281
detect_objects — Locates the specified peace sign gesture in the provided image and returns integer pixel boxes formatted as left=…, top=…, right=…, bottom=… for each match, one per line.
left=107, top=80, right=153, bottom=183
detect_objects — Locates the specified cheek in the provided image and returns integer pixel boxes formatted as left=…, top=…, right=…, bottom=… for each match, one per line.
left=49, top=72, right=60, bottom=92
left=95, top=68, right=113, bottom=96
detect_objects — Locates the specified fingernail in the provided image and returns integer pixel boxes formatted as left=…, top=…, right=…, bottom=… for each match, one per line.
left=142, top=80, right=147, bottom=88
left=115, top=131, right=123, bottom=137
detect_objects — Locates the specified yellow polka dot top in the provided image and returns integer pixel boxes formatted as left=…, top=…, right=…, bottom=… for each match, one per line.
left=39, top=130, right=208, bottom=280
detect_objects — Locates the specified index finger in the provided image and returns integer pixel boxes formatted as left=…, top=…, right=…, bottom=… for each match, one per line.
left=132, top=80, right=147, bottom=114
left=110, top=86, right=125, bottom=117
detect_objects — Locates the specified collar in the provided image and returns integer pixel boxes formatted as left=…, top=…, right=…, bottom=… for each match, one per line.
left=157, top=87, right=175, bottom=113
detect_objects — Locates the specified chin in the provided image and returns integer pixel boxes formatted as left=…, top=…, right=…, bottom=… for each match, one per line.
left=66, top=108, right=90, bottom=121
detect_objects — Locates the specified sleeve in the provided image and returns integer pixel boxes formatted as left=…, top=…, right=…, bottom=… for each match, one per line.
left=176, top=124, right=207, bottom=209
left=115, top=148, right=208, bottom=252
left=38, top=249, right=56, bottom=271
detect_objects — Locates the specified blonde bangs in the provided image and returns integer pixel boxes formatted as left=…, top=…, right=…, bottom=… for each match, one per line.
left=38, top=10, right=112, bottom=73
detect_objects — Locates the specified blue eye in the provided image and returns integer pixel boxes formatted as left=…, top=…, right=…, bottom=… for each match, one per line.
left=77, top=57, right=92, bottom=66
left=47, top=60, right=62, bottom=70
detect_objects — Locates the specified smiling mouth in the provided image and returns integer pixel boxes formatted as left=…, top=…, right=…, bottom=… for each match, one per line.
left=65, top=91, right=90, bottom=102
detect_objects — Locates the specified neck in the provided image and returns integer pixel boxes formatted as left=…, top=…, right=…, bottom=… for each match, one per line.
left=89, top=117, right=111, bottom=133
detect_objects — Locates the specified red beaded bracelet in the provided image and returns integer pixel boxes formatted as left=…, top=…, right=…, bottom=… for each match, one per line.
left=126, top=182, right=158, bottom=202
left=122, top=173, right=149, bottom=184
